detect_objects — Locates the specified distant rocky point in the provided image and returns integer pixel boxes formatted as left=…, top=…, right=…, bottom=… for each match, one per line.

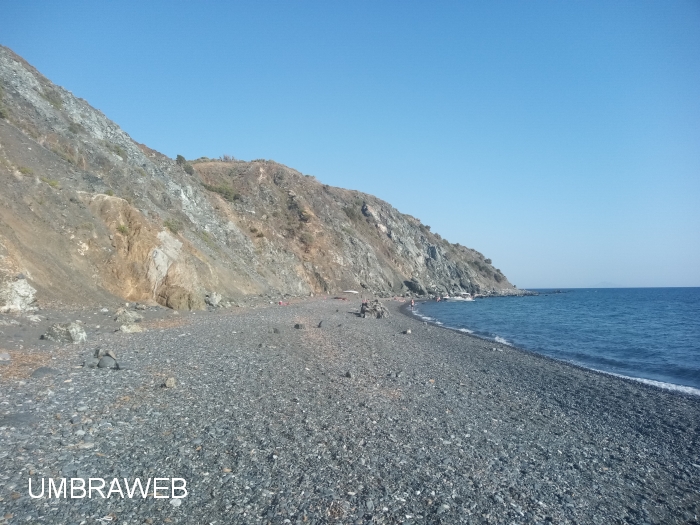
left=0, top=45, right=522, bottom=311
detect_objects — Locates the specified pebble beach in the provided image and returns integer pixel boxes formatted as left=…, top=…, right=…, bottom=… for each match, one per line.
left=1, top=298, right=698, bottom=524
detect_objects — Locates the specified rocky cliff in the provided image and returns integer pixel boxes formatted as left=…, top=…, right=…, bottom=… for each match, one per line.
left=0, top=46, right=520, bottom=310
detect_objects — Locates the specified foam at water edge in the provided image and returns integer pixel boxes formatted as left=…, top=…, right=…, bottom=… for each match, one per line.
left=495, top=336, right=512, bottom=346
left=458, top=328, right=474, bottom=334
left=598, top=370, right=700, bottom=397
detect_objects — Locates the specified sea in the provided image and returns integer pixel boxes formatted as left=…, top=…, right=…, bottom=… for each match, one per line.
left=413, top=288, right=700, bottom=396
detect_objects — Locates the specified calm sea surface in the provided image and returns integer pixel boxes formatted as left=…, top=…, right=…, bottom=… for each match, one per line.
left=414, top=288, right=700, bottom=394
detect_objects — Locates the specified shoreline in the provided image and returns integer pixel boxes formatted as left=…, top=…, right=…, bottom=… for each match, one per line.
left=1, top=298, right=698, bottom=524
left=402, top=298, right=700, bottom=399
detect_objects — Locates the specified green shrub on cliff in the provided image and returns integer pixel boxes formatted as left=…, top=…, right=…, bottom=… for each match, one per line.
left=202, top=183, right=240, bottom=202
left=164, top=219, right=182, bottom=234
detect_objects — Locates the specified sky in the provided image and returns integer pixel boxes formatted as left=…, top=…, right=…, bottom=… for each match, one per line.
left=3, top=1, right=699, bottom=288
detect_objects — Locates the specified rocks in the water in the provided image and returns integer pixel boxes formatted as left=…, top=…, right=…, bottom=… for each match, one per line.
left=205, top=291, right=222, bottom=307
left=41, top=321, right=87, bottom=344
left=164, top=377, right=176, bottom=388
left=360, top=299, right=390, bottom=319
left=0, top=275, right=37, bottom=313
left=294, top=323, right=305, bottom=329
left=120, top=324, right=143, bottom=333
left=114, top=307, right=143, bottom=325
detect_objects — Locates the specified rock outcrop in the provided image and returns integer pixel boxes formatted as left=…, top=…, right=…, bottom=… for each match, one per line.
left=0, top=46, right=523, bottom=310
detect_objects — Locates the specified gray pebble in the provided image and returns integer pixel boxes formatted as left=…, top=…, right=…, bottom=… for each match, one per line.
left=30, top=366, right=60, bottom=378
left=97, top=356, right=117, bottom=369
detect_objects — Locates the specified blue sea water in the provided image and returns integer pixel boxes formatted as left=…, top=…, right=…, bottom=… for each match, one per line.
left=414, top=288, right=700, bottom=395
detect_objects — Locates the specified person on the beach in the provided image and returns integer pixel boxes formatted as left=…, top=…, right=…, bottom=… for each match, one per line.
left=410, top=298, right=415, bottom=310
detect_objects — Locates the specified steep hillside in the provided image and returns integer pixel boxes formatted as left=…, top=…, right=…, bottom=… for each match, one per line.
left=0, top=45, right=520, bottom=310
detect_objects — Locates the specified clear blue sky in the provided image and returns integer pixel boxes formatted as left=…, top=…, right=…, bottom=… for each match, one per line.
left=4, top=1, right=699, bottom=288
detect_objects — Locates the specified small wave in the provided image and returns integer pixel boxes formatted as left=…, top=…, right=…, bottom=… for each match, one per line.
left=495, top=336, right=512, bottom=346
left=599, top=370, right=700, bottom=397
left=458, top=328, right=474, bottom=334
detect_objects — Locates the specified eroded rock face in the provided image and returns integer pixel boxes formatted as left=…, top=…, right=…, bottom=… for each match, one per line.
left=0, top=45, right=524, bottom=310
left=0, top=277, right=37, bottom=313
left=41, top=322, right=87, bottom=344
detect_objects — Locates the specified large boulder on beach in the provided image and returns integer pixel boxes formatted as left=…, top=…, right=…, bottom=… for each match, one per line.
left=0, top=276, right=37, bottom=313
left=205, top=291, right=222, bottom=307
left=114, top=307, right=143, bottom=325
left=41, top=322, right=87, bottom=344
left=361, top=299, right=390, bottom=319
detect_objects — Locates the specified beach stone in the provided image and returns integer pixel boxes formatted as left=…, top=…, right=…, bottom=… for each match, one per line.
left=120, top=324, right=143, bottom=333
left=114, top=308, right=143, bottom=324
left=100, top=307, right=109, bottom=313
left=360, top=299, right=389, bottom=319
left=164, top=377, right=176, bottom=388
left=345, top=371, right=353, bottom=378
left=84, top=357, right=100, bottom=368
left=0, top=412, right=37, bottom=426
left=170, top=498, right=182, bottom=507
left=294, top=323, right=305, bottom=329
left=0, top=351, right=10, bottom=363
left=41, top=321, right=87, bottom=344
left=317, top=320, right=324, bottom=328
left=30, top=366, right=60, bottom=378
left=135, top=303, right=147, bottom=310
left=97, top=356, right=117, bottom=369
